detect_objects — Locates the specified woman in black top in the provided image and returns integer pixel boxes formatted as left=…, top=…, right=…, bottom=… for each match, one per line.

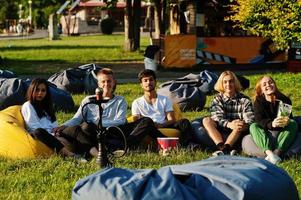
left=250, top=75, right=298, bottom=164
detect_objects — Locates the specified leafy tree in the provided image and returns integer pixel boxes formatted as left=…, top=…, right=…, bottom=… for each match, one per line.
left=0, top=1, right=19, bottom=28
left=230, top=0, right=301, bottom=50
left=0, top=0, right=66, bottom=28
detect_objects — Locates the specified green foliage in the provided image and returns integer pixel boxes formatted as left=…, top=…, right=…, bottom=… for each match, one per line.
left=231, top=0, right=301, bottom=50
left=0, top=1, right=18, bottom=26
left=0, top=0, right=67, bottom=28
left=31, top=0, right=65, bottom=28
left=100, top=18, right=115, bottom=34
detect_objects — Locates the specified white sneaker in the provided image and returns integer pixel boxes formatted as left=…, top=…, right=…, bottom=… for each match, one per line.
left=230, top=150, right=237, bottom=156
left=265, top=153, right=282, bottom=165
left=73, top=154, right=88, bottom=163
left=212, top=150, right=224, bottom=157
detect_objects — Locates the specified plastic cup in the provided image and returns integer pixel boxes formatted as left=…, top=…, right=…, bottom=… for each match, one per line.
left=157, top=137, right=179, bottom=156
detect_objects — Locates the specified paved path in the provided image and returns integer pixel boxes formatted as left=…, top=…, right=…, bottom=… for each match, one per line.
left=0, top=29, right=48, bottom=40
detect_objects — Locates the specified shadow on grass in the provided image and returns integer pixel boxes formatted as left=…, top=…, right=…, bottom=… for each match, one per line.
left=159, top=62, right=287, bottom=76
left=0, top=45, right=122, bottom=51
left=3, top=58, right=144, bottom=76
left=3, top=59, right=73, bottom=75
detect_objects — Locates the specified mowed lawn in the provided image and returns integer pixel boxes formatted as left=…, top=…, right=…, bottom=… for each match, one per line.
left=0, top=35, right=301, bottom=199
left=0, top=34, right=149, bottom=75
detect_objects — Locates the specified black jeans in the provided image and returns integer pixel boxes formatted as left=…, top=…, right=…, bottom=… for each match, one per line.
left=159, top=118, right=193, bottom=146
left=60, top=117, right=165, bottom=154
left=60, top=122, right=98, bottom=154
left=31, top=128, right=64, bottom=152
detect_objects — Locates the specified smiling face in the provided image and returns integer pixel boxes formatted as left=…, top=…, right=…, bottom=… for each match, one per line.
left=140, top=75, right=156, bottom=92
left=33, top=83, right=47, bottom=102
left=222, top=74, right=236, bottom=97
left=97, top=73, right=116, bottom=97
left=260, top=76, right=276, bottom=97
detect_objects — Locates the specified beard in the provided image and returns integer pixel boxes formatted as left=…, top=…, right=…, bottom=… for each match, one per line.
left=146, top=85, right=155, bottom=92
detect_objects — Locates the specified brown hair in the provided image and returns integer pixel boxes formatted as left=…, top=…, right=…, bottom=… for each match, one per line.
left=138, top=69, right=157, bottom=83
left=26, top=78, right=56, bottom=122
left=253, top=75, right=280, bottom=103
left=214, top=71, right=242, bottom=93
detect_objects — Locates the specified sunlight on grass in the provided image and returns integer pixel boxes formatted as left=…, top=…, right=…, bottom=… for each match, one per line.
left=1, top=35, right=149, bottom=75
left=1, top=35, right=301, bottom=199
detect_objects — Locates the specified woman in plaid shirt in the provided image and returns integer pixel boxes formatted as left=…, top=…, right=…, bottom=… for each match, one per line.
left=203, top=71, right=255, bottom=155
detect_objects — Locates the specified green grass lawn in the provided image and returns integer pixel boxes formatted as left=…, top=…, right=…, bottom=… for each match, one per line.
left=1, top=73, right=301, bottom=200
left=0, top=35, right=149, bottom=75
left=0, top=35, right=301, bottom=199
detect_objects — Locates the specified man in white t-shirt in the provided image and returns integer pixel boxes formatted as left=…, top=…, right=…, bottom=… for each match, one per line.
left=132, top=69, right=195, bottom=147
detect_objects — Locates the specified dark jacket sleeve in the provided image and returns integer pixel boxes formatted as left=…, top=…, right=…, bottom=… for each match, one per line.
left=253, top=99, right=274, bottom=130
left=254, top=93, right=292, bottom=130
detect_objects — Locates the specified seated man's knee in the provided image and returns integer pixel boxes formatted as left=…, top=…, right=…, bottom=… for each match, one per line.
left=139, top=117, right=154, bottom=126
left=80, top=122, right=96, bottom=131
left=80, top=122, right=97, bottom=135
left=202, top=117, right=215, bottom=127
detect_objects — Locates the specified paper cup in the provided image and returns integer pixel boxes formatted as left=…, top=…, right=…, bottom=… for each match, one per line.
left=157, top=137, right=179, bottom=156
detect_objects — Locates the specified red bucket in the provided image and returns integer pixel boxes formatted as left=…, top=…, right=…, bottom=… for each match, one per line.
left=157, top=137, right=179, bottom=155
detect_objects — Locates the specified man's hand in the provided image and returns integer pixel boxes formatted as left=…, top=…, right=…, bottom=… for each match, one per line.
left=53, top=125, right=67, bottom=136
left=227, top=119, right=247, bottom=132
left=155, top=122, right=164, bottom=128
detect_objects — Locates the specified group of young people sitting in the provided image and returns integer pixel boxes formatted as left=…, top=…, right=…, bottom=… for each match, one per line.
left=21, top=68, right=299, bottom=165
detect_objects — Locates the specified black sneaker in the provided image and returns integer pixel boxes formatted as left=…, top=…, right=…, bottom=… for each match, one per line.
left=187, top=143, right=201, bottom=151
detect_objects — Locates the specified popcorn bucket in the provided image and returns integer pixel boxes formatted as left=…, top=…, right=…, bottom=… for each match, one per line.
left=157, top=137, right=179, bottom=156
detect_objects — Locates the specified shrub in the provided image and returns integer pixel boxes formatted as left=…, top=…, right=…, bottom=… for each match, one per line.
left=100, top=18, right=115, bottom=35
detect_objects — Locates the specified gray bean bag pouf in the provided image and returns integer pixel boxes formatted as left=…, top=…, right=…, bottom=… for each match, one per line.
left=72, top=156, right=299, bottom=200
left=48, top=63, right=101, bottom=94
left=158, top=73, right=207, bottom=111
left=0, top=78, right=75, bottom=112
left=0, top=69, right=16, bottom=78
left=48, top=68, right=86, bottom=94
left=0, top=78, right=26, bottom=110
left=242, top=133, right=301, bottom=158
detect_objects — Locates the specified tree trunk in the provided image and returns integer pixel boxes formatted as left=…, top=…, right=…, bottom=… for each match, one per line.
left=153, top=0, right=161, bottom=39
left=162, top=0, right=167, bottom=34
left=133, top=0, right=141, bottom=50
left=124, top=0, right=134, bottom=51
left=187, top=2, right=196, bottom=34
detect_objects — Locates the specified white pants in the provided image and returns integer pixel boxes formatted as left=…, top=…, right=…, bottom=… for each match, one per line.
left=144, top=57, right=157, bottom=71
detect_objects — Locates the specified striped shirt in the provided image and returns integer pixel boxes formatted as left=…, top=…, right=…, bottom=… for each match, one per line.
left=210, top=92, right=255, bottom=128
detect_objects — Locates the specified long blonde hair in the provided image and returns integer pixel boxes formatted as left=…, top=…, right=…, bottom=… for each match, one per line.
left=214, top=71, right=242, bottom=93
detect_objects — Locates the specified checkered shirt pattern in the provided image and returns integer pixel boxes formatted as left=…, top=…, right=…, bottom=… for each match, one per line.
left=210, top=92, right=255, bottom=128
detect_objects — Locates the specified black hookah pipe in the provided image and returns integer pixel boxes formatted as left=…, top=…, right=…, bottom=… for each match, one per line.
left=81, top=87, right=127, bottom=168
left=81, top=87, right=111, bottom=168
left=94, top=87, right=111, bottom=167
